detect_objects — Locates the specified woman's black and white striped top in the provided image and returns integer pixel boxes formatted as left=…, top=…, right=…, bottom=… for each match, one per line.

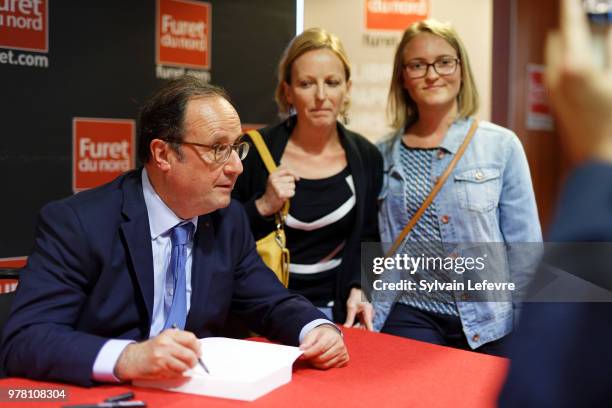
left=285, top=167, right=356, bottom=307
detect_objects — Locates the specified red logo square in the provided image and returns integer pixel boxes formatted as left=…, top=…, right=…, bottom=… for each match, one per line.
left=72, top=118, right=136, bottom=192
left=365, top=0, right=429, bottom=31
left=0, top=0, right=48, bottom=52
left=156, top=0, right=211, bottom=69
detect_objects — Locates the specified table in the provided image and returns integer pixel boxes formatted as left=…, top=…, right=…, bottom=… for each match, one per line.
left=0, top=328, right=508, bottom=407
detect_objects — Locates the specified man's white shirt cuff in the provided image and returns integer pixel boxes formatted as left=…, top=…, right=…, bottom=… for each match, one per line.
left=92, top=339, right=134, bottom=383
left=299, top=319, right=340, bottom=343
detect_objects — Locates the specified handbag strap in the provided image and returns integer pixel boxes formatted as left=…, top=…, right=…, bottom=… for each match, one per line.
left=246, top=130, right=289, bottom=219
left=385, top=119, right=479, bottom=257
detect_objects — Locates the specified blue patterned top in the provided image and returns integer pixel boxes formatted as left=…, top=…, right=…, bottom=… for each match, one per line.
left=398, top=142, right=458, bottom=316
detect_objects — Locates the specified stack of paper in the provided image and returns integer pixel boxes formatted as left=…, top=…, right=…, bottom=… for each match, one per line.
left=134, top=337, right=303, bottom=401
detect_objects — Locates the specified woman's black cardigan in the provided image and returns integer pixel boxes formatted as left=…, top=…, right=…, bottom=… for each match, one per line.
left=232, top=118, right=383, bottom=322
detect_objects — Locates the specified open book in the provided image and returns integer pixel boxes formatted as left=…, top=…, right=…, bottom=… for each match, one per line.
left=133, top=337, right=303, bottom=401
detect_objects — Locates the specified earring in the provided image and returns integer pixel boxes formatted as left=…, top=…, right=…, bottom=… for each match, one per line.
left=341, top=98, right=350, bottom=124
left=342, top=111, right=350, bottom=125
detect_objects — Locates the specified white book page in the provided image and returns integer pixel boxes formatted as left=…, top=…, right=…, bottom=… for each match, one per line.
left=187, top=337, right=303, bottom=381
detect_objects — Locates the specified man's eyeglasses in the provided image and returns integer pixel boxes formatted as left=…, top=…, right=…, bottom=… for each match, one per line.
left=162, top=138, right=250, bottom=163
left=403, top=57, right=460, bottom=79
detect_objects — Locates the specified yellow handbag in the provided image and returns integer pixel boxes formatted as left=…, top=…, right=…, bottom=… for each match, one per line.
left=246, top=130, right=290, bottom=287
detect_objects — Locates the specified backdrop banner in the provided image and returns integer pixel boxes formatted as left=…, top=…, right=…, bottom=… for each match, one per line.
left=0, top=0, right=294, bottom=264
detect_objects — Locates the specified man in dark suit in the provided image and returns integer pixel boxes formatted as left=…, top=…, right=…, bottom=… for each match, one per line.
left=0, top=77, right=348, bottom=386
left=500, top=0, right=612, bottom=406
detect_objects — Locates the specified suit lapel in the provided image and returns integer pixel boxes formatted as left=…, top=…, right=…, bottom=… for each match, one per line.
left=119, top=171, right=155, bottom=328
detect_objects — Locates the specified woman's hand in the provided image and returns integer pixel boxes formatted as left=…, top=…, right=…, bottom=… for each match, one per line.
left=343, top=287, right=374, bottom=331
left=255, top=165, right=300, bottom=217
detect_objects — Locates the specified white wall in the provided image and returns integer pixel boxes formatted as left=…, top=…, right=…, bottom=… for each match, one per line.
left=303, top=0, right=492, bottom=141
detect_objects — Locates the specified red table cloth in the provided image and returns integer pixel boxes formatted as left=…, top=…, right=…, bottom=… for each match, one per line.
left=0, top=327, right=508, bottom=407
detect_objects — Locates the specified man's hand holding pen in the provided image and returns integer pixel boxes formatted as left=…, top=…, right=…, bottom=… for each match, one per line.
left=114, top=328, right=203, bottom=381
left=171, top=324, right=210, bottom=374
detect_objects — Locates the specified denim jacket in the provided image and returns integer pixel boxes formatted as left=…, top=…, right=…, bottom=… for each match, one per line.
left=373, top=117, right=543, bottom=348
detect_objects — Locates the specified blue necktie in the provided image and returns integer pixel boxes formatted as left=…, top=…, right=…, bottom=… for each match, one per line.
left=163, top=222, right=193, bottom=330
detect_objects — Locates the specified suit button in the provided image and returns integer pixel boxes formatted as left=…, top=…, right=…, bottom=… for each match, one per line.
left=472, top=334, right=480, bottom=342
left=441, top=215, right=450, bottom=224
left=437, top=150, right=445, bottom=160
left=461, top=293, right=469, bottom=301
left=475, top=171, right=484, bottom=180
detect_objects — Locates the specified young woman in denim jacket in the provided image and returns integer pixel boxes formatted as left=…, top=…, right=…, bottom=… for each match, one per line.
left=372, top=20, right=542, bottom=355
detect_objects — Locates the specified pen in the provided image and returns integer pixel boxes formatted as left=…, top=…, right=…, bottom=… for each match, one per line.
left=198, top=356, right=210, bottom=374
left=171, top=324, right=210, bottom=374
left=62, top=401, right=146, bottom=408
left=105, top=392, right=134, bottom=403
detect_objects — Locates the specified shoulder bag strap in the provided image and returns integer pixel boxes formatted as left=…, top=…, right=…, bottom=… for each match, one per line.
left=246, top=130, right=290, bottom=219
left=385, top=119, right=479, bottom=257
